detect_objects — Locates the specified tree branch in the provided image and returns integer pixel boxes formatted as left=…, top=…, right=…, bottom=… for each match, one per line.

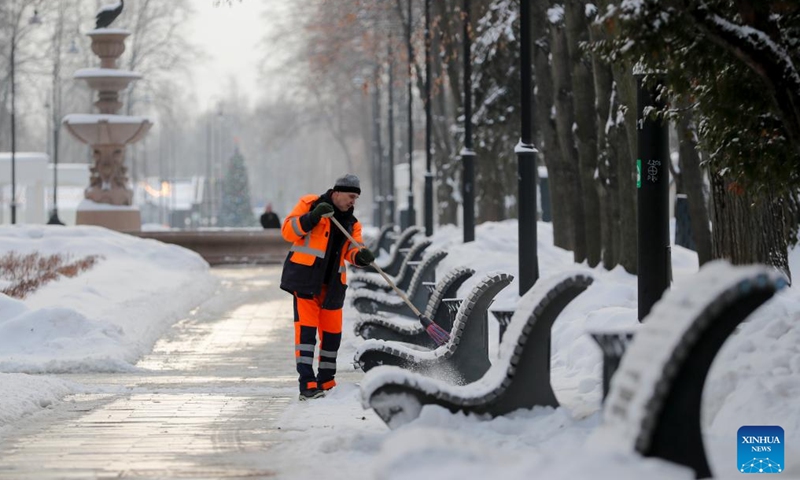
left=686, top=3, right=800, bottom=149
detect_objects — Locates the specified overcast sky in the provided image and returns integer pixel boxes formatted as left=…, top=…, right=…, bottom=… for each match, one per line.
left=187, top=0, right=272, bottom=111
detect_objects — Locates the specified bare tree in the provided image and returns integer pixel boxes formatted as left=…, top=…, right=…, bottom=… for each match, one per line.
left=588, top=6, right=619, bottom=269
left=593, top=0, right=639, bottom=273
left=551, top=10, right=585, bottom=261
left=0, top=0, right=50, bottom=151
left=674, top=96, right=712, bottom=266
left=118, top=0, right=199, bottom=116
left=564, top=0, right=601, bottom=266
left=531, top=0, right=571, bottom=250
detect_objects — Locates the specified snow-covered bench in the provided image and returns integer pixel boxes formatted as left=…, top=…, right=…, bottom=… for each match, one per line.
left=367, top=223, right=396, bottom=255
left=357, top=225, right=423, bottom=277
left=359, top=271, right=594, bottom=429
left=593, top=261, right=788, bottom=479
left=353, top=266, right=476, bottom=348
left=351, top=249, right=448, bottom=316
left=349, top=239, right=431, bottom=293
left=354, top=272, right=514, bottom=385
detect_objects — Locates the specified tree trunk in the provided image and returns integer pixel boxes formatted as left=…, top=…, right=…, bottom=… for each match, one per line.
left=609, top=66, right=638, bottom=274
left=588, top=6, right=618, bottom=269
left=474, top=163, right=514, bottom=226
left=436, top=0, right=466, bottom=226
left=551, top=22, right=583, bottom=258
left=710, top=172, right=791, bottom=282
left=594, top=68, right=619, bottom=269
left=532, top=0, right=571, bottom=250
left=675, top=99, right=713, bottom=266
left=565, top=0, right=601, bottom=267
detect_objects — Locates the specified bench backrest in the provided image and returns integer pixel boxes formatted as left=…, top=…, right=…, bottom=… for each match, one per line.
left=370, top=223, right=396, bottom=254
left=599, top=263, right=787, bottom=478
left=443, top=272, right=514, bottom=383
left=486, top=272, right=594, bottom=414
left=392, top=239, right=432, bottom=290
left=404, top=249, right=448, bottom=302
left=424, top=266, right=476, bottom=330
left=371, top=226, right=423, bottom=276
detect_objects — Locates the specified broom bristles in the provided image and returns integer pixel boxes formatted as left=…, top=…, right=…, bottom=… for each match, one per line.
left=419, top=314, right=450, bottom=346
left=426, top=324, right=450, bottom=346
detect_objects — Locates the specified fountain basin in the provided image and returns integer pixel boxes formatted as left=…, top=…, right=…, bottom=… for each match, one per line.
left=74, top=68, right=142, bottom=92
left=62, top=114, right=153, bottom=145
left=87, top=29, right=131, bottom=68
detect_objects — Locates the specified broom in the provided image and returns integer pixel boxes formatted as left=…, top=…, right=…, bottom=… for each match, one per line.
left=328, top=215, right=450, bottom=346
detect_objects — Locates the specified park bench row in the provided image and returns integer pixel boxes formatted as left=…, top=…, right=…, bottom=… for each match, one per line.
left=349, top=229, right=788, bottom=478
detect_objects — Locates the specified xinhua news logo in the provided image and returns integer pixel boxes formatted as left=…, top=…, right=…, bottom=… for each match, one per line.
left=738, top=426, right=784, bottom=474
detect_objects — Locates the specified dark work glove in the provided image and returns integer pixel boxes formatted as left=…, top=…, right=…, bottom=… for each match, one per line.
left=354, top=248, right=375, bottom=267
left=309, top=202, right=334, bottom=223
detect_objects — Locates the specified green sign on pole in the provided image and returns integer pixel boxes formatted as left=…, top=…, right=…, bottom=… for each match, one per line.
left=636, top=159, right=642, bottom=188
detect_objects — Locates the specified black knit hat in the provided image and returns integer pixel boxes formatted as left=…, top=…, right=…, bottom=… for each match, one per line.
left=333, top=174, right=361, bottom=195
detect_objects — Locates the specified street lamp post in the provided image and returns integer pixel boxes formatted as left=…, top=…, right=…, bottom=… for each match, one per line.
left=387, top=36, right=396, bottom=226
left=461, top=0, right=475, bottom=243
left=48, top=3, right=73, bottom=225
left=47, top=85, right=65, bottom=226
left=9, top=6, right=41, bottom=225
left=10, top=22, right=18, bottom=224
left=517, top=0, right=539, bottom=294
left=423, top=0, right=434, bottom=236
left=205, top=116, right=211, bottom=225
left=636, top=74, right=670, bottom=321
left=402, top=0, right=416, bottom=230
left=372, top=65, right=384, bottom=227
left=213, top=104, right=225, bottom=226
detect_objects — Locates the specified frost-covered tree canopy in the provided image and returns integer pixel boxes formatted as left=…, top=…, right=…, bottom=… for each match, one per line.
left=597, top=0, right=800, bottom=193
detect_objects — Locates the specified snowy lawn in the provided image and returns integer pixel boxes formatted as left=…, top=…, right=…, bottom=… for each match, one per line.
left=0, top=225, right=217, bottom=433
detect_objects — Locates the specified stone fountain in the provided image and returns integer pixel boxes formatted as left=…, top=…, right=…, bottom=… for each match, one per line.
left=62, top=27, right=152, bottom=231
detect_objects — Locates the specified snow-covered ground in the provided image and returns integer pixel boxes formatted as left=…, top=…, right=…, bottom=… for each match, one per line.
left=0, top=222, right=798, bottom=479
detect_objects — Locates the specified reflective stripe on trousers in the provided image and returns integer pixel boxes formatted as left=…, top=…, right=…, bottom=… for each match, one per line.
left=293, top=285, right=342, bottom=392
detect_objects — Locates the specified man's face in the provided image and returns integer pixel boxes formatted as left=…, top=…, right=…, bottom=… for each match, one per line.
left=332, top=191, right=359, bottom=211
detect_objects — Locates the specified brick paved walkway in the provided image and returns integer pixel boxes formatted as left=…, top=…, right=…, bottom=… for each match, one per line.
left=0, top=266, right=362, bottom=479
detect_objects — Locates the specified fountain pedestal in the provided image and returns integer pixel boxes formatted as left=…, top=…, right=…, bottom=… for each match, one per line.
left=63, top=28, right=152, bottom=232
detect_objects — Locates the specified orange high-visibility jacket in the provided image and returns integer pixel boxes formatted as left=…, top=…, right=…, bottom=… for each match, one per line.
left=279, top=192, right=363, bottom=309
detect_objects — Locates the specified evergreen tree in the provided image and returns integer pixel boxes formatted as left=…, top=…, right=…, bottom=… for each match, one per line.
left=219, top=147, right=257, bottom=227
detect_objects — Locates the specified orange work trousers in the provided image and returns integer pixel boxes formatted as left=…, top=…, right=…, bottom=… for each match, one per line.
left=293, top=285, right=342, bottom=392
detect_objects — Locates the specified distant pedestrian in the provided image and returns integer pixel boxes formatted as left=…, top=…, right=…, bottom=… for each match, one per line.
left=279, top=174, right=375, bottom=401
left=260, top=204, right=281, bottom=229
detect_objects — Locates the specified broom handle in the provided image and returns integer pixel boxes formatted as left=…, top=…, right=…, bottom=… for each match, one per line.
left=328, top=215, right=424, bottom=318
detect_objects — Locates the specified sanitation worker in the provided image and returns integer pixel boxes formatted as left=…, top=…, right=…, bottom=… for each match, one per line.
left=280, top=174, right=375, bottom=400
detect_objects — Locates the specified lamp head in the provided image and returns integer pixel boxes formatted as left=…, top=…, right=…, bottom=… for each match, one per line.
left=29, top=10, right=42, bottom=25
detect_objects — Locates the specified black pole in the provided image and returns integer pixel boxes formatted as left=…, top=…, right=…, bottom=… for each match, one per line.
left=372, top=65, right=383, bottom=227
left=636, top=74, right=671, bottom=321
left=214, top=105, right=224, bottom=225
left=206, top=118, right=212, bottom=225
left=47, top=96, right=63, bottom=225
left=10, top=31, right=17, bottom=224
left=48, top=18, right=65, bottom=226
left=517, top=0, right=539, bottom=294
left=387, top=36, right=396, bottom=226
left=424, top=0, right=433, bottom=236
left=405, top=0, right=416, bottom=229
left=461, top=0, right=475, bottom=243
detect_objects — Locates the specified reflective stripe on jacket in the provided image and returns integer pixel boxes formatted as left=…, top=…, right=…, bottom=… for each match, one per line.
left=279, top=193, right=363, bottom=309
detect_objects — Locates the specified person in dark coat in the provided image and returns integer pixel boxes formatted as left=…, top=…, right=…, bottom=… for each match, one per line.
left=260, top=203, right=281, bottom=229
